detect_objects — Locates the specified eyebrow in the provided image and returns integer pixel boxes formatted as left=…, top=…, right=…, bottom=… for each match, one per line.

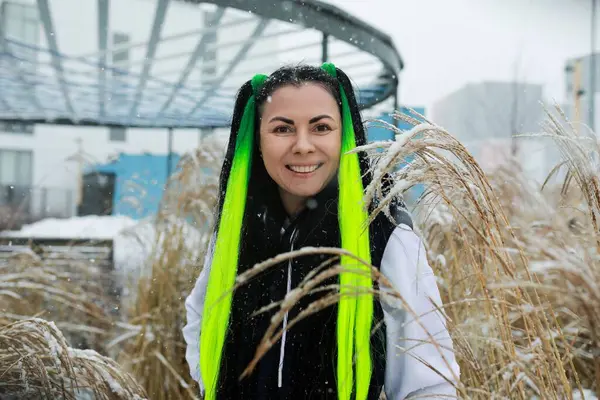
left=269, top=116, right=294, bottom=124
left=268, top=114, right=334, bottom=124
left=309, top=114, right=334, bottom=124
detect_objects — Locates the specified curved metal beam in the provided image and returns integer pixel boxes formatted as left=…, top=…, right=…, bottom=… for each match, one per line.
left=178, top=0, right=403, bottom=77
left=128, top=0, right=171, bottom=119
left=0, top=117, right=228, bottom=129
left=178, top=0, right=402, bottom=112
left=97, top=0, right=109, bottom=118
left=0, top=18, right=15, bottom=114
left=0, top=10, right=43, bottom=116
left=1, top=0, right=402, bottom=129
left=156, top=7, right=226, bottom=118
left=36, top=0, right=75, bottom=118
left=185, top=18, right=270, bottom=119
left=78, top=15, right=255, bottom=60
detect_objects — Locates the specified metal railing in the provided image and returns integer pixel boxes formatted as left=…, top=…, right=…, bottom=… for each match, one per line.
left=0, top=184, right=75, bottom=230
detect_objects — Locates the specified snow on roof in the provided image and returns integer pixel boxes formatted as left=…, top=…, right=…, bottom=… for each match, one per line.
left=1, top=216, right=205, bottom=279
left=1, top=215, right=139, bottom=240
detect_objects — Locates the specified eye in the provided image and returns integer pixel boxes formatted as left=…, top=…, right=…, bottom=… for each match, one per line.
left=314, top=124, right=332, bottom=133
left=273, top=125, right=292, bottom=134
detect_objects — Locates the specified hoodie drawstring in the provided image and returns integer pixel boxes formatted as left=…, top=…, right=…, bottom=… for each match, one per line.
left=278, top=227, right=297, bottom=388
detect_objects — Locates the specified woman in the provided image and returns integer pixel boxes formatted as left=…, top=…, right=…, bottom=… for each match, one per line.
left=183, top=63, right=460, bottom=400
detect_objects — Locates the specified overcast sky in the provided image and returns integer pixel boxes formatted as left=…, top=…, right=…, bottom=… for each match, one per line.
left=325, top=0, right=595, bottom=110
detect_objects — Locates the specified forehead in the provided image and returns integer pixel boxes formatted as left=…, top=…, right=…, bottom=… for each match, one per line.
left=261, top=83, right=340, bottom=120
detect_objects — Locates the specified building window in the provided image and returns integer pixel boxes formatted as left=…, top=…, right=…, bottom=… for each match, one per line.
left=1, top=2, right=39, bottom=44
left=201, top=11, right=218, bottom=80
left=109, top=127, right=126, bottom=142
left=0, top=149, right=33, bottom=213
left=0, top=121, right=34, bottom=134
left=1, top=2, right=39, bottom=68
left=112, top=32, right=130, bottom=69
left=111, top=32, right=130, bottom=108
left=0, top=149, right=33, bottom=185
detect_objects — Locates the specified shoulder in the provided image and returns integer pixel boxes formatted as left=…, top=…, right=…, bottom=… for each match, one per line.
left=378, top=224, right=436, bottom=320
left=370, top=173, right=413, bottom=229
left=369, top=199, right=414, bottom=269
left=387, top=198, right=413, bottom=229
left=378, top=225, right=460, bottom=399
left=383, top=224, right=425, bottom=268
left=366, top=173, right=415, bottom=266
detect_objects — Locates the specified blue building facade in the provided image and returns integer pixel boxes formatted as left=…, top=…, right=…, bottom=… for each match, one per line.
left=366, top=107, right=427, bottom=205
left=81, top=153, right=181, bottom=219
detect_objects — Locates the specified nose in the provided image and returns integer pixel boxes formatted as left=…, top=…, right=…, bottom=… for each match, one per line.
left=292, top=129, right=315, bottom=155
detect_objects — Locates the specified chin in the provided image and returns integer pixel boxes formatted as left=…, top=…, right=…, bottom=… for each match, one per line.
left=286, top=185, right=323, bottom=199
left=287, top=188, right=314, bottom=197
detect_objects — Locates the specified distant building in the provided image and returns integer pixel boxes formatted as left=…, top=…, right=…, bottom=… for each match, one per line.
left=564, top=53, right=600, bottom=135
left=431, top=81, right=554, bottom=183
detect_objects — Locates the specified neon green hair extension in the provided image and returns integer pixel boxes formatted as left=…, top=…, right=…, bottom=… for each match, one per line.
left=200, top=73, right=268, bottom=400
left=321, top=62, right=374, bottom=400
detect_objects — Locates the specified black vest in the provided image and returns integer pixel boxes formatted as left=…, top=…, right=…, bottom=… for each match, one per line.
left=215, top=178, right=408, bottom=399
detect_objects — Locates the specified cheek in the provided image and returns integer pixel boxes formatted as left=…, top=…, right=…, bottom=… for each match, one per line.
left=322, top=134, right=342, bottom=162
left=259, top=136, right=287, bottom=170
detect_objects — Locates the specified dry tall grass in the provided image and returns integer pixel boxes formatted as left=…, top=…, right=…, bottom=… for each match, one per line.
left=0, top=250, right=147, bottom=398
left=3, top=107, right=600, bottom=399
left=0, top=318, right=146, bottom=399
left=358, top=107, right=598, bottom=398
left=0, top=135, right=226, bottom=400
left=0, top=246, right=114, bottom=351
left=224, top=107, right=600, bottom=399
left=112, top=135, right=224, bottom=400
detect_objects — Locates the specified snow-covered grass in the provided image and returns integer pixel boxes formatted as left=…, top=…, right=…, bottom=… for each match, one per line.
left=3, top=112, right=600, bottom=399
left=0, top=318, right=147, bottom=399
left=105, top=138, right=221, bottom=400
left=0, top=135, right=223, bottom=399
left=356, top=107, right=600, bottom=399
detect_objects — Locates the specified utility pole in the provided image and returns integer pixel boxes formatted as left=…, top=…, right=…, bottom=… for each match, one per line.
left=591, top=0, right=597, bottom=133
left=167, top=127, right=173, bottom=179
left=75, top=137, right=83, bottom=208
left=574, top=60, right=583, bottom=130
left=321, top=32, right=329, bottom=63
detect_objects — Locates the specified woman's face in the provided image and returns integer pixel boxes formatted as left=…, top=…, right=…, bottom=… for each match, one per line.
left=259, top=83, right=342, bottom=210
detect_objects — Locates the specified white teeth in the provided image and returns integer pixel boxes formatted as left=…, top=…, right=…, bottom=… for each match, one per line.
left=289, top=164, right=319, bottom=173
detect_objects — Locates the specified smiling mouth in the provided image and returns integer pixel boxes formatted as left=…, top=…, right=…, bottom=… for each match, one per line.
left=286, top=163, right=323, bottom=173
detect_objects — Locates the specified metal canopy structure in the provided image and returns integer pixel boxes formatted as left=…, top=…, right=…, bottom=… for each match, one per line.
left=0, top=0, right=403, bottom=129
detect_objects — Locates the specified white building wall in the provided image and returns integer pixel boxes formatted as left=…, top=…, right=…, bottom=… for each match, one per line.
left=0, top=126, right=205, bottom=217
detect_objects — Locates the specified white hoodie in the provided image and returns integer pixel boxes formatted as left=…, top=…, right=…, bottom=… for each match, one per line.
left=183, top=224, right=460, bottom=399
